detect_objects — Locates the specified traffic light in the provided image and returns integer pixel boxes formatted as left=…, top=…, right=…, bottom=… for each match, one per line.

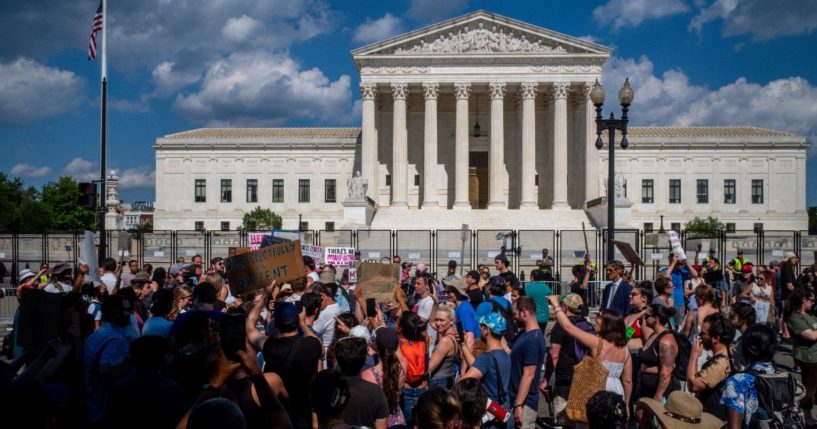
left=79, top=182, right=96, bottom=209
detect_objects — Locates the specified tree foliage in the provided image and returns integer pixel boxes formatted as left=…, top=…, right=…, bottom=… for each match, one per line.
left=684, top=216, right=724, bottom=238
left=240, top=206, right=282, bottom=231
left=0, top=173, right=96, bottom=233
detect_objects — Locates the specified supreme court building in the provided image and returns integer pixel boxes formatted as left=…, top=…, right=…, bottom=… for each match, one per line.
left=153, top=11, right=809, bottom=232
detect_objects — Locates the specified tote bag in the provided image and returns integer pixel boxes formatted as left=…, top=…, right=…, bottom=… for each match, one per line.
left=565, top=339, right=609, bottom=423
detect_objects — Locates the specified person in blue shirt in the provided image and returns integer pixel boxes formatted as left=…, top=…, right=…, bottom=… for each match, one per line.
left=509, top=296, right=547, bottom=429
left=142, top=288, right=174, bottom=338
left=476, top=280, right=512, bottom=317
left=524, top=269, right=553, bottom=333
left=443, top=279, right=481, bottom=346
left=659, top=254, right=698, bottom=329
left=461, top=311, right=512, bottom=428
left=720, top=324, right=779, bottom=428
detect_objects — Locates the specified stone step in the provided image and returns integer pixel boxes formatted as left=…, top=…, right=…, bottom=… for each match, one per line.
left=368, top=207, right=595, bottom=230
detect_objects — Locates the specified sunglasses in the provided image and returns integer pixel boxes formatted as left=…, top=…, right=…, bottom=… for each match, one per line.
left=630, top=292, right=640, bottom=297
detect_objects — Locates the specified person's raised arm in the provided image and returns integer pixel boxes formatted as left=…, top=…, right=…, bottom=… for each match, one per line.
left=654, top=335, right=677, bottom=401
left=686, top=260, right=699, bottom=278
left=73, top=264, right=88, bottom=292
left=686, top=338, right=707, bottom=392
left=246, top=287, right=272, bottom=352
left=547, top=296, right=597, bottom=351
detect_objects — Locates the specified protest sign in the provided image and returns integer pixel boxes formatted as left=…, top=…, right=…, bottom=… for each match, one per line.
left=355, top=262, right=400, bottom=302
left=348, top=267, right=358, bottom=283
left=324, top=247, right=356, bottom=267
left=666, top=231, right=687, bottom=260
left=82, top=231, right=100, bottom=283
left=228, top=247, right=252, bottom=257
left=301, top=244, right=323, bottom=264
left=613, top=240, right=644, bottom=266
left=248, top=232, right=269, bottom=251
left=225, top=240, right=305, bottom=295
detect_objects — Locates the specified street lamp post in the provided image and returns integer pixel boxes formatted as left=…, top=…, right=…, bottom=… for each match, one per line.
left=591, top=78, right=634, bottom=263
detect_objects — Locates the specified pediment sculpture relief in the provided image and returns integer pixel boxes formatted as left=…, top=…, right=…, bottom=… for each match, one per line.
left=395, top=22, right=566, bottom=54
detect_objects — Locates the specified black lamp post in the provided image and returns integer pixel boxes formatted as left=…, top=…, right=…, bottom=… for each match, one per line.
left=591, top=78, right=634, bottom=263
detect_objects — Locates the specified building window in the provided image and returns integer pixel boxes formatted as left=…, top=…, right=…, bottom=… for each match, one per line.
left=195, top=221, right=204, bottom=231
left=669, top=179, right=681, bottom=204
left=751, top=180, right=763, bottom=204
left=696, top=179, right=709, bottom=204
left=386, top=174, right=391, bottom=186
left=641, top=179, right=654, bottom=204
left=299, top=221, right=309, bottom=231
left=535, top=174, right=539, bottom=186
left=220, top=179, right=232, bottom=203
left=754, top=223, right=763, bottom=233
left=194, top=179, right=206, bottom=203
left=724, top=180, right=736, bottom=204
left=325, top=222, right=335, bottom=232
left=644, top=222, right=654, bottom=233
left=726, top=223, right=736, bottom=233
left=272, top=179, right=284, bottom=203
left=325, top=179, right=336, bottom=203
left=246, top=179, right=258, bottom=203
left=221, top=221, right=230, bottom=231
left=414, top=174, right=420, bottom=186
left=671, top=222, right=681, bottom=232
left=299, top=179, right=310, bottom=203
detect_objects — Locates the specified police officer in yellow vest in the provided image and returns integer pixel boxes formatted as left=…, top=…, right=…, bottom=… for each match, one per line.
left=727, top=248, right=750, bottom=276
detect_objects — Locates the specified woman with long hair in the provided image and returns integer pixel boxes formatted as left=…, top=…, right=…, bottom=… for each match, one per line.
left=398, top=311, right=428, bottom=428
left=785, top=289, right=817, bottom=426
left=427, top=303, right=461, bottom=389
left=168, top=285, right=193, bottom=321
left=637, top=304, right=680, bottom=412
left=547, top=296, right=633, bottom=415
left=362, top=327, right=408, bottom=428
left=149, top=266, right=166, bottom=292
left=684, top=286, right=719, bottom=370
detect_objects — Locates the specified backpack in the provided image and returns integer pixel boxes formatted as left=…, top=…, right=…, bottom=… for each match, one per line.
left=572, top=320, right=595, bottom=361
left=747, top=369, right=805, bottom=429
left=671, top=331, right=692, bottom=382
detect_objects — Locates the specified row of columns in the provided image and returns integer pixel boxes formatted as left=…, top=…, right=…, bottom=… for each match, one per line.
left=359, top=81, right=597, bottom=209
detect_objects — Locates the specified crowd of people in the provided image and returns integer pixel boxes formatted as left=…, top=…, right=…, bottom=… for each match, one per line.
left=0, top=245, right=815, bottom=429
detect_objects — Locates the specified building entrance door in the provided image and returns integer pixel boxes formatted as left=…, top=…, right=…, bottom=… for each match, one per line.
left=468, top=152, right=489, bottom=209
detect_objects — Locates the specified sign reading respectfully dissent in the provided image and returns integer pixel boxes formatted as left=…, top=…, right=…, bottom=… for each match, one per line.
left=225, top=240, right=305, bottom=295
left=613, top=240, right=645, bottom=266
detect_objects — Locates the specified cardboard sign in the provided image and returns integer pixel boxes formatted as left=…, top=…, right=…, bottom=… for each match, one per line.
left=613, top=240, right=644, bottom=266
left=355, top=262, right=400, bottom=302
left=225, top=240, right=305, bottom=295
left=228, top=247, right=252, bottom=257
left=325, top=247, right=356, bottom=267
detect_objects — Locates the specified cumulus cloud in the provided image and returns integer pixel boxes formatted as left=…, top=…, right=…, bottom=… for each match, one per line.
left=222, top=15, right=263, bottom=43
left=407, top=0, right=468, bottom=22
left=151, top=62, right=201, bottom=96
left=11, top=163, right=51, bottom=178
left=174, top=51, right=353, bottom=126
left=594, top=0, right=688, bottom=30
left=603, top=55, right=817, bottom=155
left=0, top=58, right=83, bottom=124
left=689, top=0, right=817, bottom=40
left=63, top=157, right=97, bottom=182
left=116, top=167, right=155, bottom=189
left=353, top=14, right=404, bottom=44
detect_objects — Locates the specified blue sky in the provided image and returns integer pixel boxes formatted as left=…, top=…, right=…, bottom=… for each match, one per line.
left=2, top=0, right=816, bottom=206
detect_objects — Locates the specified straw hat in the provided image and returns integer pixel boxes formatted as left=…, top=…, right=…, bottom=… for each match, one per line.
left=638, top=392, right=723, bottom=429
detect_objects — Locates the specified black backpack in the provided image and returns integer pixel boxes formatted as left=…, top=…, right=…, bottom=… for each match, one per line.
left=747, top=369, right=805, bottom=429
left=671, top=331, right=692, bottom=381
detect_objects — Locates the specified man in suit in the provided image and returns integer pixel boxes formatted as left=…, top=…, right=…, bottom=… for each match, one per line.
left=601, top=260, right=631, bottom=316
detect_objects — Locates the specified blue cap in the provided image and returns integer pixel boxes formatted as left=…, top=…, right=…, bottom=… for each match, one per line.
left=274, top=301, right=299, bottom=326
left=478, top=312, right=507, bottom=335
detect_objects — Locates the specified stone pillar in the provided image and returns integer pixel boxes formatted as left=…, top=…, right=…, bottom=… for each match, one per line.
left=519, top=82, right=538, bottom=209
left=488, top=82, right=506, bottom=209
left=360, top=83, right=378, bottom=200
left=552, top=81, right=570, bottom=209
left=453, top=82, right=471, bottom=209
left=390, top=83, right=409, bottom=208
left=422, top=82, right=439, bottom=208
left=581, top=83, right=600, bottom=202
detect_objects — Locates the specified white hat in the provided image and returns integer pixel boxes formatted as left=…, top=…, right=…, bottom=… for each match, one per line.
left=349, top=325, right=371, bottom=343
left=18, top=268, right=36, bottom=283
left=784, top=251, right=798, bottom=260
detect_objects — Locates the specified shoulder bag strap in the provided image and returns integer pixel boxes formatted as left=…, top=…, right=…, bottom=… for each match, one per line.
left=488, top=352, right=507, bottom=405
left=595, top=339, right=604, bottom=359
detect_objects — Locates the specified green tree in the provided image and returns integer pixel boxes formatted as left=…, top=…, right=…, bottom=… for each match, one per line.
left=240, top=206, right=282, bottom=231
left=41, top=177, right=96, bottom=232
left=684, top=216, right=725, bottom=238
left=0, top=173, right=47, bottom=233
left=809, top=206, right=816, bottom=235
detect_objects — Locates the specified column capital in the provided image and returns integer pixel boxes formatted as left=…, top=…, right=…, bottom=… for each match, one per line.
left=454, top=82, right=471, bottom=99
left=552, top=81, right=569, bottom=100
left=577, top=81, right=594, bottom=101
left=489, top=81, right=506, bottom=99
left=359, top=82, right=378, bottom=100
left=518, top=81, right=538, bottom=99
left=422, top=82, right=439, bottom=100
left=391, top=82, right=409, bottom=100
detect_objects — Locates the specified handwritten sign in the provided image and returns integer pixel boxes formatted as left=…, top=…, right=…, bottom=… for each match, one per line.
left=325, top=247, right=356, bottom=267
left=356, top=262, right=400, bottom=302
left=348, top=267, right=358, bottom=283
left=301, top=244, right=323, bottom=264
left=228, top=247, right=252, bottom=257
left=667, top=231, right=687, bottom=261
left=613, top=240, right=644, bottom=266
left=225, top=240, right=305, bottom=295
left=248, top=232, right=269, bottom=251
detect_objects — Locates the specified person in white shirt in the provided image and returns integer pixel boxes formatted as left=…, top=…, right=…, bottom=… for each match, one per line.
left=99, top=257, right=119, bottom=293
left=312, top=282, right=342, bottom=363
left=43, top=263, right=74, bottom=294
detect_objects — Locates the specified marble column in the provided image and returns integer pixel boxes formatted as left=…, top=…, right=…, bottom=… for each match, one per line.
left=391, top=82, right=408, bottom=208
left=551, top=81, right=570, bottom=209
left=519, top=82, right=538, bottom=209
left=453, top=82, right=471, bottom=209
left=488, top=82, right=506, bottom=209
left=581, top=83, right=600, bottom=202
left=359, top=83, right=378, bottom=200
left=422, top=82, right=439, bottom=208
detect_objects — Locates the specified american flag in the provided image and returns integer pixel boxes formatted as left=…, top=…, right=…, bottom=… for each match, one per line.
left=87, top=1, right=103, bottom=60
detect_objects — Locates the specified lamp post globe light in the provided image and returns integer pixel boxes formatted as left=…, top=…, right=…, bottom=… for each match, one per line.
left=592, top=78, right=634, bottom=264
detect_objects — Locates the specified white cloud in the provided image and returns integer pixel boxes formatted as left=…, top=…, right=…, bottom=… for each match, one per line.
left=407, top=0, right=468, bottom=22
left=222, top=15, right=263, bottom=43
left=603, top=55, right=817, bottom=155
left=353, top=14, right=404, bottom=44
left=594, top=0, right=688, bottom=30
left=0, top=58, right=83, bottom=124
left=116, top=167, right=156, bottom=189
left=63, top=157, right=97, bottom=182
left=10, top=163, right=51, bottom=178
left=151, top=62, right=201, bottom=96
left=690, top=0, right=817, bottom=40
left=110, top=97, right=149, bottom=113
left=174, top=51, right=353, bottom=126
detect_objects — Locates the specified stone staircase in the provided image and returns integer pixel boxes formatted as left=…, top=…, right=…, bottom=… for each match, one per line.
left=368, top=207, right=594, bottom=230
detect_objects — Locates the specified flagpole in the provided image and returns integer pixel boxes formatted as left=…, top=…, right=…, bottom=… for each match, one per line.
left=98, top=0, right=108, bottom=265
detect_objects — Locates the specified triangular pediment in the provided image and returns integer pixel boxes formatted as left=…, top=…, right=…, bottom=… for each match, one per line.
left=352, top=10, right=611, bottom=57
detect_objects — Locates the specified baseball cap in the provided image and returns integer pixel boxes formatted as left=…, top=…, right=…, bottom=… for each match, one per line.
left=349, top=325, right=371, bottom=343
left=416, top=263, right=428, bottom=272
left=478, top=312, right=507, bottom=335
left=559, top=293, right=584, bottom=312
left=169, top=263, right=189, bottom=276
left=736, top=248, right=744, bottom=254
left=274, top=301, right=299, bottom=326
left=784, top=251, right=797, bottom=259
left=133, top=271, right=150, bottom=283
left=448, top=260, right=457, bottom=268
